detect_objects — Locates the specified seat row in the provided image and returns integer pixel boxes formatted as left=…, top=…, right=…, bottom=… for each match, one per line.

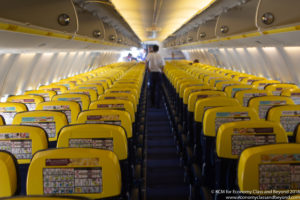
left=162, top=60, right=300, bottom=200
left=0, top=62, right=148, bottom=200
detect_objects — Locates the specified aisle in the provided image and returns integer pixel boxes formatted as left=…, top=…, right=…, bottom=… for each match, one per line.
left=145, top=98, right=189, bottom=200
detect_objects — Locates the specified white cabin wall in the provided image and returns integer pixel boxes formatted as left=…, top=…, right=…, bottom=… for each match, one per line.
left=0, top=51, right=121, bottom=98
left=182, top=47, right=300, bottom=85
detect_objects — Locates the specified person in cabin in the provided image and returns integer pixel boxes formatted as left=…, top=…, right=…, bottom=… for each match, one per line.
left=145, top=45, right=165, bottom=108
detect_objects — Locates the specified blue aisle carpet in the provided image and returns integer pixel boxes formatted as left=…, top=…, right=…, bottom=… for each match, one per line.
left=146, top=103, right=189, bottom=200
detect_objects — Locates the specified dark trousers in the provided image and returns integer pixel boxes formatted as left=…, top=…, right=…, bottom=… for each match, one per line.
left=149, top=72, right=162, bottom=107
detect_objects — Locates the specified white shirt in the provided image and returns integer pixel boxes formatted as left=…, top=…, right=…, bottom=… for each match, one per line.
left=145, top=52, right=165, bottom=72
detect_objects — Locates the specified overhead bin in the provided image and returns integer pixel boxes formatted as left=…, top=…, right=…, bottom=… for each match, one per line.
left=186, top=28, right=198, bottom=44
left=76, top=7, right=105, bottom=40
left=168, top=0, right=300, bottom=48
left=256, top=0, right=300, bottom=31
left=215, top=0, right=258, bottom=38
left=0, top=0, right=137, bottom=51
left=196, top=19, right=218, bottom=41
left=116, top=31, right=124, bottom=44
left=103, top=23, right=118, bottom=43
left=0, top=0, right=78, bottom=35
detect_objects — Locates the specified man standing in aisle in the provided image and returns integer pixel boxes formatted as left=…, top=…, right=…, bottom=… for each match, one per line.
left=145, top=45, right=165, bottom=108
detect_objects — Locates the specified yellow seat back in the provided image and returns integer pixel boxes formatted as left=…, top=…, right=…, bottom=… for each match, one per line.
left=194, top=97, right=240, bottom=122
left=238, top=144, right=300, bottom=192
left=36, top=101, right=80, bottom=124
left=215, top=81, right=240, bottom=91
left=57, top=124, right=128, bottom=160
left=89, top=99, right=135, bottom=123
left=83, top=80, right=108, bottom=90
left=26, top=148, right=121, bottom=199
left=0, top=125, right=48, bottom=164
left=7, top=95, right=44, bottom=111
left=39, top=85, right=68, bottom=94
left=74, top=84, right=104, bottom=96
left=265, top=83, right=299, bottom=96
left=224, top=84, right=254, bottom=97
left=56, top=81, right=76, bottom=90
left=52, top=94, right=90, bottom=111
left=0, top=103, right=27, bottom=124
left=77, top=110, right=132, bottom=138
left=234, top=89, right=272, bottom=107
left=248, top=96, right=295, bottom=119
left=24, top=90, right=56, bottom=102
left=251, top=80, right=280, bottom=90
left=281, top=88, right=300, bottom=105
left=183, top=86, right=215, bottom=105
left=105, top=88, right=139, bottom=102
left=187, top=91, right=226, bottom=113
left=179, top=81, right=206, bottom=99
left=267, top=105, right=300, bottom=136
left=0, top=150, right=18, bottom=197
left=216, top=120, right=288, bottom=159
left=240, top=77, right=266, bottom=85
left=13, top=111, right=68, bottom=142
left=64, top=89, right=97, bottom=102
left=203, top=106, right=259, bottom=137
left=99, top=93, right=137, bottom=112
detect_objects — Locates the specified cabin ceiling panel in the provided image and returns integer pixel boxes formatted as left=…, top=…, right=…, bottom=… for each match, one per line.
left=110, top=0, right=217, bottom=41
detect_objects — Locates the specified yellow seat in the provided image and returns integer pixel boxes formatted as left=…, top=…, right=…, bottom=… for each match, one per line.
left=56, top=81, right=76, bottom=90
left=238, top=143, right=300, bottom=193
left=99, top=93, right=137, bottom=112
left=240, top=77, right=266, bottom=85
left=187, top=91, right=227, bottom=113
left=24, top=90, right=57, bottom=102
left=26, top=148, right=121, bottom=199
left=216, top=120, right=288, bottom=159
left=57, top=124, right=128, bottom=160
left=0, top=103, right=27, bottom=124
left=89, top=77, right=112, bottom=88
left=7, top=95, right=44, bottom=111
left=64, top=89, right=98, bottom=102
left=52, top=93, right=90, bottom=111
left=215, top=81, right=240, bottom=91
left=89, top=99, right=135, bottom=123
left=74, top=84, right=104, bottom=96
left=281, top=88, right=300, bottom=105
left=179, top=81, right=206, bottom=99
left=39, top=85, right=68, bottom=95
left=106, top=88, right=139, bottom=102
left=248, top=96, right=295, bottom=119
left=267, top=105, right=300, bottom=136
left=194, top=97, right=241, bottom=123
left=203, top=106, right=259, bottom=137
left=183, top=86, right=215, bottom=106
left=12, top=111, right=68, bottom=142
left=234, top=89, right=272, bottom=107
left=265, top=83, right=299, bottom=96
left=251, top=80, right=280, bottom=90
left=0, top=125, right=48, bottom=164
left=224, top=84, right=254, bottom=97
left=177, top=80, right=203, bottom=95
left=205, top=77, right=230, bottom=88
left=77, top=109, right=132, bottom=138
left=0, top=150, right=18, bottom=198
left=36, top=101, right=80, bottom=124
left=80, top=80, right=108, bottom=90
